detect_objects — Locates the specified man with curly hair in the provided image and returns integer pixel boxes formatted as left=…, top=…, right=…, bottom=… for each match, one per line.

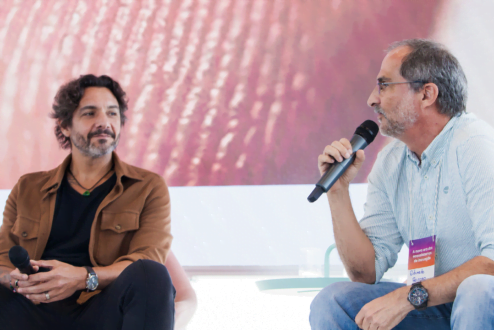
left=0, top=74, right=175, bottom=329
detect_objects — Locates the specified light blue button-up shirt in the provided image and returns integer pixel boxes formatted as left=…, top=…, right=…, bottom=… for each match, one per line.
left=360, top=113, right=494, bottom=283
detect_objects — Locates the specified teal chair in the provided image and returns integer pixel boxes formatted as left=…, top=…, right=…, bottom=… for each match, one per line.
left=255, top=244, right=350, bottom=295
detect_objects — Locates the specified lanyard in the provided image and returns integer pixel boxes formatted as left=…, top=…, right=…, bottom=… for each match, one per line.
left=408, top=158, right=442, bottom=245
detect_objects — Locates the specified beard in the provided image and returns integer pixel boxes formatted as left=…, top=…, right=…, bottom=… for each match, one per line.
left=71, top=128, right=119, bottom=158
left=374, top=93, right=418, bottom=138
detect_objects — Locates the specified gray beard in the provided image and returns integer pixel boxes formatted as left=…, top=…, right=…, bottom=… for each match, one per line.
left=375, top=96, right=418, bottom=138
left=72, top=133, right=119, bottom=159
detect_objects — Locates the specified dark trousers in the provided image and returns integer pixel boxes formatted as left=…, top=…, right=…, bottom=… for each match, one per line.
left=0, top=259, right=175, bottom=330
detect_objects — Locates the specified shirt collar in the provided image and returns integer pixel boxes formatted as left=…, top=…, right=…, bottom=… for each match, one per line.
left=406, top=114, right=460, bottom=168
left=41, top=151, right=143, bottom=193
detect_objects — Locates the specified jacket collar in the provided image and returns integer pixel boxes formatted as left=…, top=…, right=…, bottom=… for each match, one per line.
left=40, top=151, right=143, bottom=193
left=112, top=152, right=144, bottom=182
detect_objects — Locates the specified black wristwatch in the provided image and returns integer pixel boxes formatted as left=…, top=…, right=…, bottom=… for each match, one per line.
left=407, top=282, right=429, bottom=310
left=84, top=266, right=99, bottom=292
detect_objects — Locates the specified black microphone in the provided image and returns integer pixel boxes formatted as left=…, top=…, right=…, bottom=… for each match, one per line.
left=307, top=120, right=379, bottom=203
left=9, top=245, right=35, bottom=275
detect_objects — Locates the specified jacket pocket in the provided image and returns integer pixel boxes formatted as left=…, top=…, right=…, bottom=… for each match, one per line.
left=96, top=211, right=139, bottom=265
left=10, top=216, right=40, bottom=256
left=100, top=211, right=139, bottom=233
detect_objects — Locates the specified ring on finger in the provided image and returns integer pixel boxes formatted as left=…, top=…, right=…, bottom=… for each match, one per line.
left=45, top=292, right=50, bottom=301
left=14, top=279, right=19, bottom=288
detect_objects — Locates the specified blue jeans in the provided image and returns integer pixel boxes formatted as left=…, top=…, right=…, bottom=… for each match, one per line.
left=309, top=274, right=494, bottom=329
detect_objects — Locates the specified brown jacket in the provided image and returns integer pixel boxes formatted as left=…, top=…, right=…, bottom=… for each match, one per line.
left=0, top=152, right=172, bottom=303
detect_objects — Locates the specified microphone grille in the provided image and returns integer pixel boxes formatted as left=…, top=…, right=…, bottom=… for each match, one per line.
left=8, top=245, right=29, bottom=266
left=355, top=120, right=379, bottom=144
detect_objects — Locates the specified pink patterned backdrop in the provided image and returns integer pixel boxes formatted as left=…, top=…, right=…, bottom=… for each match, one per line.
left=0, top=0, right=445, bottom=188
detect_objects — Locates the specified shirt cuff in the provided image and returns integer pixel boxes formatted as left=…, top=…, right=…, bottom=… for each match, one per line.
left=480, top=247, right=494, bottom=262
left=374, top=258, right=385, bottom=284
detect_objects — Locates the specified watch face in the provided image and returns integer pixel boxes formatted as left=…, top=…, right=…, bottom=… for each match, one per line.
left=87, top=276, right=98, bottom=291
left=409, top=286, right=428, bottom=306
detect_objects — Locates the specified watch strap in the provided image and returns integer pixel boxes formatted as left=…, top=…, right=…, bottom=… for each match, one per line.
left=84, top=266, right=96, bottom=276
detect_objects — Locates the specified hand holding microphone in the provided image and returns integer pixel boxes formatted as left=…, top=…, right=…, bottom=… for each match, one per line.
left=9, top=245, right=36, bottom=275
left=318, top=138, right=366, bottom=190
left=308, top=120, right=379, bottom=202
left=8, top=246, right=50, bottom=294
left=8, top=246, right=87, bottom=303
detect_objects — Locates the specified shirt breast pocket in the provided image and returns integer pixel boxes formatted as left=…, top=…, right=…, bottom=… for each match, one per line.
left=96, top=211, right=140, bottom=265
left=10, top=216, right=40, bottom=257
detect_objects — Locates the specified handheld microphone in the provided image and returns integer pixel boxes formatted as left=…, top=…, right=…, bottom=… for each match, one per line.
left=307, top=120, right=379, bottom=203
left=9, top=245, right=35, bottom=275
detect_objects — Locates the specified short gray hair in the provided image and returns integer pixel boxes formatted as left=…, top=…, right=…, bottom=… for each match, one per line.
left=388, top=39, right=467, bottom=117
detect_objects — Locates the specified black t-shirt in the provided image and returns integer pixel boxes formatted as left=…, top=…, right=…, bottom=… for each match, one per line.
left=41, top=173, right=117, bottom=267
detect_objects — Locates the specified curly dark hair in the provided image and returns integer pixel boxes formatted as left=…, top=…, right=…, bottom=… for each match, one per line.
left=51, top=74, right=128, bottom=149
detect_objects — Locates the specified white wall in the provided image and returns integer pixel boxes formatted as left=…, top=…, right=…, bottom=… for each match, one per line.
left=0, top=184, right=409, bottom=269
left=434, top=0, right=494, bottom=125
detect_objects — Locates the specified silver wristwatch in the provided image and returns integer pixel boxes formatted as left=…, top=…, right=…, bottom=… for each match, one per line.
left=84, top=266, right=99, bottom=292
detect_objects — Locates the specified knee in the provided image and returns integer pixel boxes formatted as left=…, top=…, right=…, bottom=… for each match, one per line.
left=456, top=274, right=494, bottom=301
left=135, top=259, right=172, bottom=280
left=124, top=260, right=175, bottom=297
left=312, top=282, right=348, bottom=310
left=310, top=282, right=361, bottom=318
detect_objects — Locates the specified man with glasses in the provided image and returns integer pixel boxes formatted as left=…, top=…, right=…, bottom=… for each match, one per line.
left=310, top=39, right=494, bottom=329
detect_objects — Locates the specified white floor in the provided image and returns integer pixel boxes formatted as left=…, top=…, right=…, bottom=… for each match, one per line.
left=185, top=266, right=408, bottom=330
left=187, top=276, right=315, bottom=330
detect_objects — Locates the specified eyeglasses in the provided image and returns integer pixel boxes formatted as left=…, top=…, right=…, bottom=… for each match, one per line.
left=377, top=80, right=427, bottom=95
